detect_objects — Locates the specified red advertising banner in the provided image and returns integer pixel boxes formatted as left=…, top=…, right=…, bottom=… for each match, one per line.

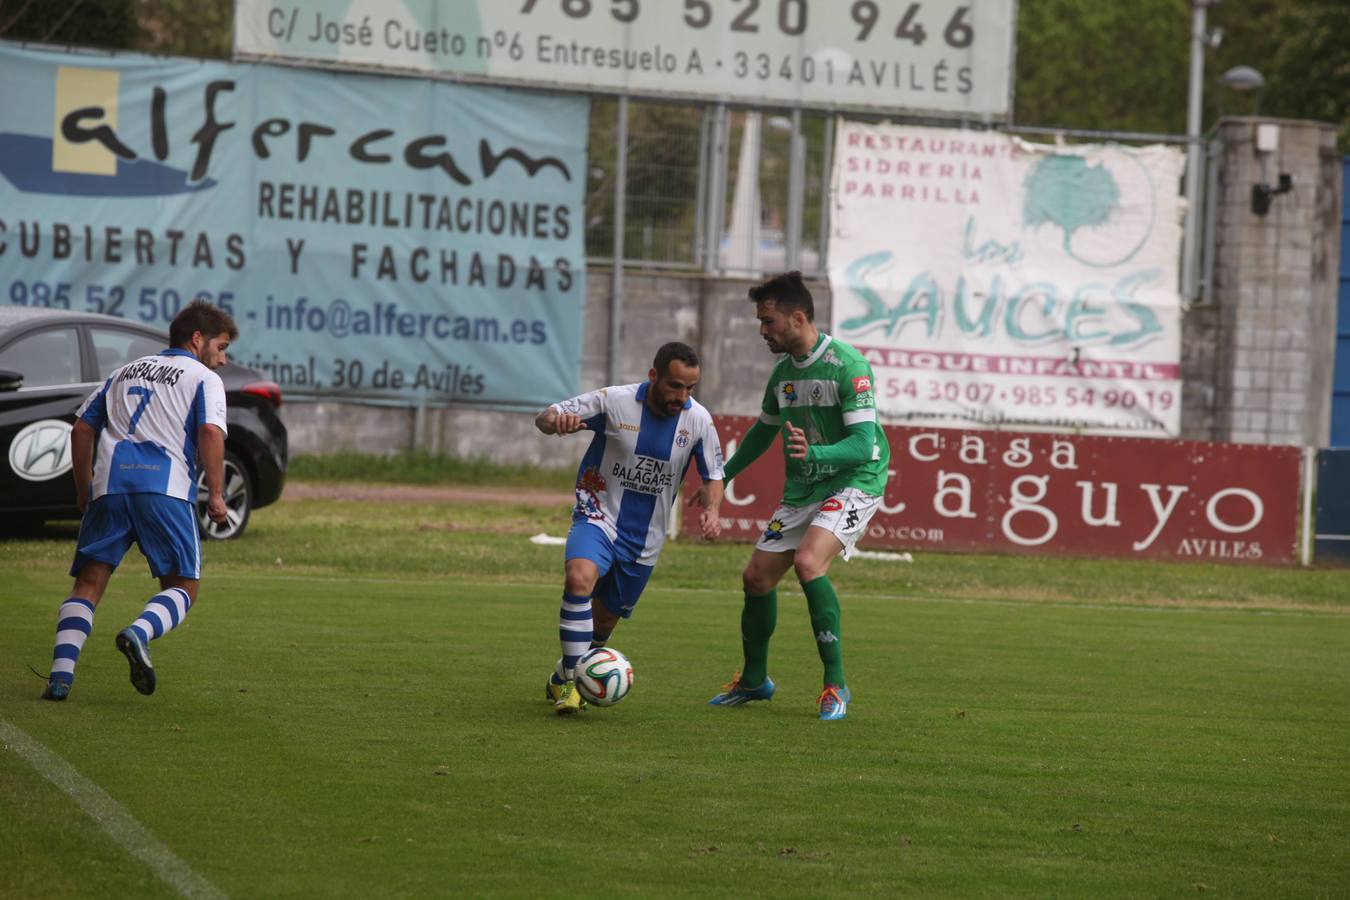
left=685, top=416, right=1302, bottom=565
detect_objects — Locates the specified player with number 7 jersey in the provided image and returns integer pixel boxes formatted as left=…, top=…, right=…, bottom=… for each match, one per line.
left=39, top=300, right=235, bottom=703
left=79, top=344, right=229, bottom=501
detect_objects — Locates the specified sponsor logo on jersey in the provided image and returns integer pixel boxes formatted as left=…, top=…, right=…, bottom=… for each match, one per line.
left=9, top=419, right=74, bottom=481
left=611, top=456, right=674, bottom=495
left=576, top=466, right=607, bottom=519
left=781, top=382, right=797, bottom=403
left=619, top=423, right=640, bottom=432
left=815, top=630, right=838, bottom=643
left=820, top=497, right=844, bottom=512
left=852, top=376, right=872, bottom=394
left=762, top=519, right=785, bottom=541
left=811, top=383, right=823, bottom=401
left=844, top=509, right=860, bottom=530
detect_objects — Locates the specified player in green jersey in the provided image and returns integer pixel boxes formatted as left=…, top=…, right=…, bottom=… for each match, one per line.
left=708, top=272, right=890, bottom=720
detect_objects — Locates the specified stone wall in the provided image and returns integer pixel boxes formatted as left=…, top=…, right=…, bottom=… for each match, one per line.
left=281, top=117, right=1343, bottom=462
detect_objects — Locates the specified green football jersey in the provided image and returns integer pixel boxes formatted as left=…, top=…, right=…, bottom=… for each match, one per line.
left=759, top=333, right=890, bottom=505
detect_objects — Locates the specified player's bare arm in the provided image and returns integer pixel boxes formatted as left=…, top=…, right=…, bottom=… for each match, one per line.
left=69, top=419, right=96, bottom=513
left=198, top=423, right=228, bottom=523
left=535, top=406, right=587, bottom=436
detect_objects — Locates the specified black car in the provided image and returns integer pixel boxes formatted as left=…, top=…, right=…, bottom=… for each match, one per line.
left=0, top=306, right=287, bottom=539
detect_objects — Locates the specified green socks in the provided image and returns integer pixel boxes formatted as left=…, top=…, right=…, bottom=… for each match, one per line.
left=740, top=589, right=777, bottom=688
left=802, top=576, right=846, bottom=687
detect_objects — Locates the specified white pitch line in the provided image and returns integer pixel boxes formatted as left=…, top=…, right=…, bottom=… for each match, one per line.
left=0, top=720, right=227, bottom=900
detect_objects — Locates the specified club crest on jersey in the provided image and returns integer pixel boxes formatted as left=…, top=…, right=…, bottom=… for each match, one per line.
left=823, top=350, right=843, bottom=367
left=675, top=428, right=690, bottom=448
left=781, top=383, right=797, bottom=403
left=575, top=466, right=606, bottom=520
left=762, top=519, right=785, bottom=541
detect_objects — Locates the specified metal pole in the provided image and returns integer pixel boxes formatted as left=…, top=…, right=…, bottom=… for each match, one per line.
left=817, top=116, right=835, bottom=277
left=705, top=103, right=728, bottom=275
left=1301, top=446, right=1315, bottom=566
left=608, top=96, right=628, bottom=385
left=786, top=107, right=804, bottom=271
left=1200, top=135, right=1221, bottom=303
left=1181, top=0, right=1212, bottom=304
left=693, top=106, right=709, bottom=269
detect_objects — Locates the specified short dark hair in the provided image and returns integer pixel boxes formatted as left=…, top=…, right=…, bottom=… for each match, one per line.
left=748, top=271, right=814, bottom=321
left=170, top=299, right=238, bottom=347
left=653, top=341, right=699, bottom=374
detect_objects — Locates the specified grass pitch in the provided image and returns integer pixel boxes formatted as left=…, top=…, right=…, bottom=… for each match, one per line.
left=2, top=490, right=1348, bottom=897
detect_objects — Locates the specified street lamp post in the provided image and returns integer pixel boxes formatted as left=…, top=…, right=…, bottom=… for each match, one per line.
left=1182, top=0, right=1221, bottom=304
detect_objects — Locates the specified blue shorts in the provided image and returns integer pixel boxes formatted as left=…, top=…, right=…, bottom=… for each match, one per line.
left=71, top=493, right=201, bottom=580
left=565, top=522, right=654, bottom=619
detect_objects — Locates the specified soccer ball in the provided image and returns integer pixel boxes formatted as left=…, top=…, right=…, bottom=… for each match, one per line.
left=574, top=648, right=633, bottom=706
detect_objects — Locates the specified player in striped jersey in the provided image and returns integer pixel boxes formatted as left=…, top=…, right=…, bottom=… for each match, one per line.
left=537, top=342, right=725, bottom=714
left=41, top=300, right=234, bottom=701
left=708, top=272, right=890, bottom=720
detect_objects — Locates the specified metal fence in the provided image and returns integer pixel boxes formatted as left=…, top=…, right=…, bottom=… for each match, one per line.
left=584, top=101, right=1197, bottom=290
left=585, top=99, right=837, bottom=278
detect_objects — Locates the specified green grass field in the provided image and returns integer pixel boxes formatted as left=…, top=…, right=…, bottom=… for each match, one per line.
left=3, top=486, right=1349, bottom=897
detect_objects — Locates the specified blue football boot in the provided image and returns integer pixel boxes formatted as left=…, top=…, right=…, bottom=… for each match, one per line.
left=818, top=684, right=850, bottom=721
left=41, top=678, right=71, bottom=701
left=115, top=627, right=156, bottom=696
left=708, top=673, right=776, bottom=706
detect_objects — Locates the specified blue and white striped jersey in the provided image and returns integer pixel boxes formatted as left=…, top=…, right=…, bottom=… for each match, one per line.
left=555, top=382, right=724, bottom=565
left=76, top=348, right=228, bottom=503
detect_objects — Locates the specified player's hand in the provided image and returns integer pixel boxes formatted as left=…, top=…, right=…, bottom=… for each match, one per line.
left=785, top=422, right=810, bottom=460
left=554, top=413, right=587, bottom=435
left=698, top=507, right=722, bottom=539
left=207, top=493, right=228, bottom=523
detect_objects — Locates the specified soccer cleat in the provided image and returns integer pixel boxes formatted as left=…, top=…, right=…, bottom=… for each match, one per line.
left=41, top=679, right=71, bottom=701
left=544, top=676, right=587, bottom=710
left=707, top=673, right=776, bottom=706
left=548, top=679, right=585, bottom=715
left=115, top=628, right=156, bottom=696
left=818, top=684, right=850, bottom=721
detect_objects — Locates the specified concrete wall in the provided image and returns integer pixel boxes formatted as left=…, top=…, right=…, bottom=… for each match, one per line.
left=1187, top=118, right=1343, bottom=446
left=281, top=118, right=1343, bottom=461
left=280, top=271, right=816, bottom=469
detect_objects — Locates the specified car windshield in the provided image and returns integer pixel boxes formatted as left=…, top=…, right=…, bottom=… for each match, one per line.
left=0, top=327, right=81, bottom=387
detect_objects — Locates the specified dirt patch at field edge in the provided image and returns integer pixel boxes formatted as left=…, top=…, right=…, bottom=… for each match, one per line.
left=282, top=481, right=573, bottom=507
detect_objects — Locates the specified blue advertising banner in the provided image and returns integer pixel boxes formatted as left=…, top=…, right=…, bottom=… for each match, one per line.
left=0, top=42, right=587, bottom=405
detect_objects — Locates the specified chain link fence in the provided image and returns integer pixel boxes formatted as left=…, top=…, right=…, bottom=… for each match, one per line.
left=584, top=99, right=834, bottom=277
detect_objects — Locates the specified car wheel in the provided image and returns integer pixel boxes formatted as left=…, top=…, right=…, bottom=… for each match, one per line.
left=198, top=450, right=253, bottom=540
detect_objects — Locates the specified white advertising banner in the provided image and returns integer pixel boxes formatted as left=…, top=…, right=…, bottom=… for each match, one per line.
left=827, top=122, right=1185, bottom=436
left=234, top=0, right=1016, bottom=118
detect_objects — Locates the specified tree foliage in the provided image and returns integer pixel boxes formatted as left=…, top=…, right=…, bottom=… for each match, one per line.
left=137, top=0, right=232, bottom=59
left=1015, top=0, right=1348, bottom=148
left=0, top=0, right=139, bottom=50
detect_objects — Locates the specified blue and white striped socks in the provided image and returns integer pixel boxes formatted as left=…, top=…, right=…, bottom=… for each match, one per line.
left=557, top=591, right=593, bottom=681
left=49, top=598, right=96, bottom=686
left=128, top=587, right=193, bottom=645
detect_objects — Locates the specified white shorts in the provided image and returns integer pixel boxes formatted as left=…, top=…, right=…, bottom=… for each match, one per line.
left=755, top=486, right=882, bottom=561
